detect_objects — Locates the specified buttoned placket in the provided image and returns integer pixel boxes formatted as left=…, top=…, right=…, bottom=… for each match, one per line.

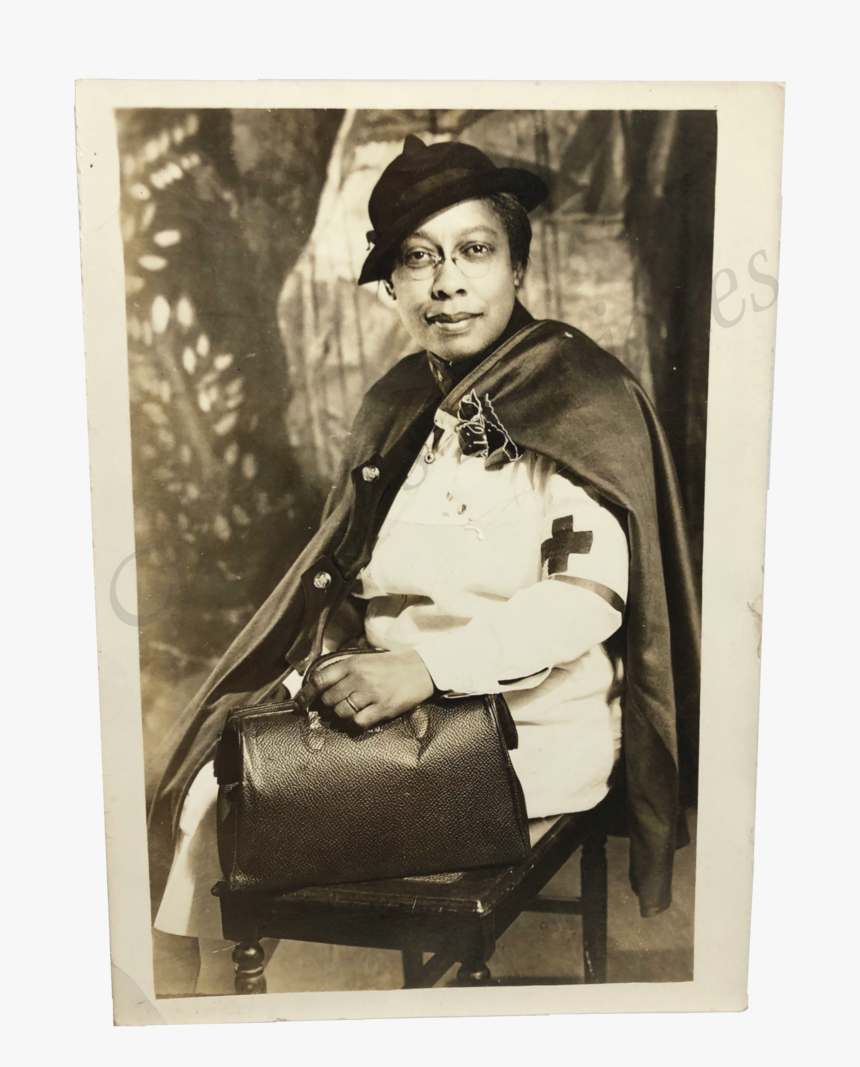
left=333, top=453, right=388, bottom=579
left=290, top=448, right=420, bottom=667
left=288, top=400, right=446, bottom=669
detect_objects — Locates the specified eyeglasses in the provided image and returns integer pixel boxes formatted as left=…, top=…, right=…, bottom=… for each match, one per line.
left=397, top=242, right=497, bottom=281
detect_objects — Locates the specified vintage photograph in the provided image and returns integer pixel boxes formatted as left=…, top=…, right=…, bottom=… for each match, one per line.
left=121, top=104, right=710, bottom=996
left=77, top=82, right=783, bottom=1022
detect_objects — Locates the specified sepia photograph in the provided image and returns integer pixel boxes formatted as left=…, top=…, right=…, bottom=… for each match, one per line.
left=76, top=80, right=783, bottom=1023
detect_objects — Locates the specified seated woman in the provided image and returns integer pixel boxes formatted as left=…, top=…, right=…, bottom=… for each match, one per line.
left=148, top=135, right=699, bottom=994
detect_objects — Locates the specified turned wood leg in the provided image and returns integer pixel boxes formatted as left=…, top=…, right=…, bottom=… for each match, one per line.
left=581, top=834, right=608, bottom=983
left=233, top=940, right=267, bottom=995
left=456, top=946, right=492, bottom=986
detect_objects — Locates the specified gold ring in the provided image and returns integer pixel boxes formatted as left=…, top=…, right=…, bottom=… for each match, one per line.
left=346, top=695, right=360, bottom=714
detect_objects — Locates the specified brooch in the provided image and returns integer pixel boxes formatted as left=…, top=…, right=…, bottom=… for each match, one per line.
left=455, top=390, right=522, bottom=471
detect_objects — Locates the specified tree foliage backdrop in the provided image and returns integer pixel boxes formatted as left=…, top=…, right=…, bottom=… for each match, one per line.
left=116, top=108, right=716, bottom=791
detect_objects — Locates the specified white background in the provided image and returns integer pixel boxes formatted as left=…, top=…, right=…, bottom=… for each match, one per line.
left=5, top=2, right=855, bottom=1062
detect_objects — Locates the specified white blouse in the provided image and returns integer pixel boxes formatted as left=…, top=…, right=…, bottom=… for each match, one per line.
left=353, top=407, right=629, bottom=817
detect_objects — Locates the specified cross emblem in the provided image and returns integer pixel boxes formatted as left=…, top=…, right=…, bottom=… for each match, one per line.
left=541, top=515, right=593, bottom=574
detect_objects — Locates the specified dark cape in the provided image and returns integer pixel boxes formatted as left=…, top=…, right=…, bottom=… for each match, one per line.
left=147, top=311, right=701, bottom=918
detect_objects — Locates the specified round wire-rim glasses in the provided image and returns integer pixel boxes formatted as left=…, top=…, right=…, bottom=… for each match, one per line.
left=397, top=243, right=497, bottom=281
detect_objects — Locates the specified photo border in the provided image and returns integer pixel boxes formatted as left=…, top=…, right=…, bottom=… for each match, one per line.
left=76, top=78, right=784, bottom=1024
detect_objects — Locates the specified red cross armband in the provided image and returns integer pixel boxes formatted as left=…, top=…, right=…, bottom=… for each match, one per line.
left=540, top=475, right=629, bottom=615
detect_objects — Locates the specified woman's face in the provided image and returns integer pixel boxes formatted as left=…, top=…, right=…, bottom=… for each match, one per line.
left=388, top=198, right=521, bottom=362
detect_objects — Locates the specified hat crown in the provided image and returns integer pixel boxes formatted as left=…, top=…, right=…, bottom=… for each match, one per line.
left=368, top=136, right=497, bottom=229
left=402, top=133, right=426, bottom=158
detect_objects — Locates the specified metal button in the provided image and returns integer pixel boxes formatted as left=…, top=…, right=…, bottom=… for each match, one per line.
left=423, top=451, right=436, bottom=464
left=313, top=571, right=331, bottom=590
left=362, top=465, right=380, bottom=482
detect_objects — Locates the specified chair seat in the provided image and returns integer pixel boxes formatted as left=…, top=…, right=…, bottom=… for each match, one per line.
left=218, top=799, right=611, bottom=990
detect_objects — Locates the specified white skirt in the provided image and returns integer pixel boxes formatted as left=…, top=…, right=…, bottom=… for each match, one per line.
left=155, top=762, right=224, bottom=939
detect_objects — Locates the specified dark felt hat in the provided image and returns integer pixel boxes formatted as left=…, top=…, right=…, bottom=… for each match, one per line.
left=357, top=135, right=548, bottom=286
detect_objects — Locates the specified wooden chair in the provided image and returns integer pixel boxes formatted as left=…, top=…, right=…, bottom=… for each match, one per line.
left=216, top=796, right=612, bottom=993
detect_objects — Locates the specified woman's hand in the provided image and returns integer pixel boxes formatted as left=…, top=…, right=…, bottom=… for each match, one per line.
left=295, top=649, right=435, bottom=730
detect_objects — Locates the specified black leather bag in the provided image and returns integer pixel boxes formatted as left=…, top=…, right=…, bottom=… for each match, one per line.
left=213, top=649, right=530, bottom=895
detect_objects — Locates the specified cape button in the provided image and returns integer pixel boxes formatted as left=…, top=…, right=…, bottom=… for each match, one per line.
left=313, top=571, right=331, bottom=590
left=361, top=465, right=380, bottom=482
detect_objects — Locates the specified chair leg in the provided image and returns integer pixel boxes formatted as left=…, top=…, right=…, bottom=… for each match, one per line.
left=455, top=921, right=496, bottom=986
left=401, top=948, right=424, bottom=988
left=456, top=929, right=493, bottom=986
left=456, top=956, right=492, bottom=986
left=580, top=834, right=608, bottom=983
left=232, top=940, right=267, bottom=995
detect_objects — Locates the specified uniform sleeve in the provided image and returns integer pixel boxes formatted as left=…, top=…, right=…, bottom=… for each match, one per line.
left=413, top=470, right=629, bottom=696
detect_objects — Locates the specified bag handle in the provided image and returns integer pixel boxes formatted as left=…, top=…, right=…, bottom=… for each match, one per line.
left=303, top=645, right=382, bottom=686
left=305, top=647, right=519, bottom=752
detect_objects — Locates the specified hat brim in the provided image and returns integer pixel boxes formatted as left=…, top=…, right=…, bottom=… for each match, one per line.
left=357, top=167, right=548, bottom=286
